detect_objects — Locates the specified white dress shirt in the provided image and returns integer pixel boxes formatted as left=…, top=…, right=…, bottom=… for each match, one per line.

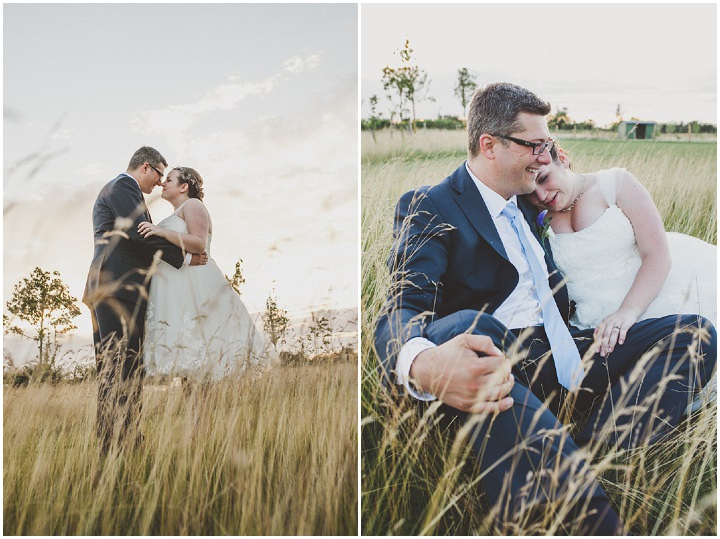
left=396, top=162, right=549, bottom=399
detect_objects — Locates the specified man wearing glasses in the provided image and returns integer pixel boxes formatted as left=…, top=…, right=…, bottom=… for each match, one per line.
left=374, top=83, right=715, bottom=534
left=83, top=146, right=207, bottom=455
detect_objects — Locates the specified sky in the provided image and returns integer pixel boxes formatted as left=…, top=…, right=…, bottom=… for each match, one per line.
left=361, top=3, right=717, bottom=127
left=4, top=3, right=358, bottom=345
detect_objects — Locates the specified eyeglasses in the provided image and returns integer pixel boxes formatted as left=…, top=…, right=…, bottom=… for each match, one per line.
left=147, top=163, right=164, bottom=179
left=493, top=134, right=556, bottom=156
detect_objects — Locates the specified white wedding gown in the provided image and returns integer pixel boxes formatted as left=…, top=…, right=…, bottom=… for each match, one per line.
left=549, top=168, right=717, bottom=330
left=144, top=203, right=268, bottom=380
left=549, top=168, right=716, bottom=413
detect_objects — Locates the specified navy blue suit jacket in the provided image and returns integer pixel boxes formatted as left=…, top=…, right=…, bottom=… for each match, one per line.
left=83, top=174, right=184, bottom=306
left=374, top=162, right=571, bottom=388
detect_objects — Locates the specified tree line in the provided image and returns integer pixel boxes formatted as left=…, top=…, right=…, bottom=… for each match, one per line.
left=364, top=40, right=716, bottom=136
left=4, top=265, right=354, bottom=385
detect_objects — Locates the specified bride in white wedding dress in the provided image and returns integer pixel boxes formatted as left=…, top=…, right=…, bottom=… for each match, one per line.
left=138, top=166, right=267, bottom=381
left=525, top=146, right=716, bottom=412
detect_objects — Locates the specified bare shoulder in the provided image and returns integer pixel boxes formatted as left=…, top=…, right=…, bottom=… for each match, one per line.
left=182, top=198, right=210, bottom=218
left=615, top=168, right=650, bottom=199
left=614, top=168, right=659, bottom=222
left=613, top=167, right=642, bottom=186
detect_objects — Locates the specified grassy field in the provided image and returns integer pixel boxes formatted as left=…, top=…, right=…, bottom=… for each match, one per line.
left=4, top=362, right=357, bottom=535
left=361, top=129, right=717, bottom=535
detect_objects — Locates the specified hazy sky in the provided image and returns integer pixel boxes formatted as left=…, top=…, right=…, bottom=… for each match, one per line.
left=361, top=3, right=717, bottom=127
left=4, top=3, right=358, bottom=340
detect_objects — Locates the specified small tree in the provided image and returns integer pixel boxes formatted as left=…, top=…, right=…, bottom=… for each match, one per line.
left=454, top=67, right=477, bottom=118
left=367, top=94, right=384, bottom=142
left=381, top=39, right=432, bottom=132
left=262, top=289, right=289, bottom=352
left=225, top=258, right=246, bottom=296
left=307, top=314, right=333, bottom=357
left=547, top=107, right=572, bottom=130
left=4, top=267, right=81, bottom=370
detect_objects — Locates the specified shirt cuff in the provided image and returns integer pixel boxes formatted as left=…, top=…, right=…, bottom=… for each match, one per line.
left=184, top=253, right=192, bottom=266
left=397, top=337, right=437, bottom=401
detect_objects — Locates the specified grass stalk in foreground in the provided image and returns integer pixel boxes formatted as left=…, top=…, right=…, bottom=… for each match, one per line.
left=4, top=363, right=357, bottom=535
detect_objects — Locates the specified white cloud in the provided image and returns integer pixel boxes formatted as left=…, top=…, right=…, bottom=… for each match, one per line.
left=129, top=108, right=194, bottom=141
left=284, top=56, right=305, bottom=73
left=174, top=79, right=276, bottom=115
left=131, top=52, right=322, bottom=141
left=284, top=53, right=321, bottom=73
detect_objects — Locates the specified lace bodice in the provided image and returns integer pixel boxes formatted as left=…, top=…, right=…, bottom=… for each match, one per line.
left=548, top=168, right=716, bottom=329
left=550, top=200, right=642, bottom=284
left=549, top=168, right=641, bottom=329
left=550, top=204, right=641, bottom=328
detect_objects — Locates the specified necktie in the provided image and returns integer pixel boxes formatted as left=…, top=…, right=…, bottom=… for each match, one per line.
left=501, top=201, right=584, bottom=389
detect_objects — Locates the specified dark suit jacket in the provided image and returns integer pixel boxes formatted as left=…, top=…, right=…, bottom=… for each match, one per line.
left=374, top=162, right=571, bottom=388
left=83, top=174, right=184, bottom=306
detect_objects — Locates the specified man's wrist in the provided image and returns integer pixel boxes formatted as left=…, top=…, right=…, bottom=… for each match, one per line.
left=397, top=338, right=437, bottom=401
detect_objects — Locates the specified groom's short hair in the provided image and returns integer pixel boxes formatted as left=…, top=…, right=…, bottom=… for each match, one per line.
left=467, top=83, right=551, bottom=158
left=128, top=146, right=168, bottom=171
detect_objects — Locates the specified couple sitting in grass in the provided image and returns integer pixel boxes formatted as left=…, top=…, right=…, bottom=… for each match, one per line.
left=374, top=82, right=716, bottom=535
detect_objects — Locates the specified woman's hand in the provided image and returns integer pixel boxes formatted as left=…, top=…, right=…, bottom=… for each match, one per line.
left=594, top=309, right=639, bottom=357
left=138, top=221, right=164, bottom=239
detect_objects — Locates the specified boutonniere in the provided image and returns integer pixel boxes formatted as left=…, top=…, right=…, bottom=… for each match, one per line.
left=535, top=209, right=554, bottom=243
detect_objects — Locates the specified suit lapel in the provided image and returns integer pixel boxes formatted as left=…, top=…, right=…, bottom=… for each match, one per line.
left=450, top=164, right=510, bottom=262
left=117, top=174, right=152, bottom=223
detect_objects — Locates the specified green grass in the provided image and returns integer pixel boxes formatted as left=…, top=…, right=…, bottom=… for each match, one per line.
left=361, top=130, right=717, bottom=535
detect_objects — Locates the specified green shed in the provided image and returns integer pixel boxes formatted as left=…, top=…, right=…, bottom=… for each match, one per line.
left=618, top=121, right=656, bottom=139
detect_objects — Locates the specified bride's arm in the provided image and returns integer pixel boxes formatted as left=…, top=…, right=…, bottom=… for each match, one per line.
left=138, top=200, right=208, bottom=254
left=595, top=169, right=671, bottom=356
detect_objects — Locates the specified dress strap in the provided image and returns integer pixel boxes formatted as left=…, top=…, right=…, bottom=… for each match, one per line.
left=596, top=168, right=623, bottom=206
left=174, top=199, right=191, bottom=213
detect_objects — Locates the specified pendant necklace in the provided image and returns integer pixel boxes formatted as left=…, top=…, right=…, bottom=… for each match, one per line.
left=561, top=175, right=587, bottom=213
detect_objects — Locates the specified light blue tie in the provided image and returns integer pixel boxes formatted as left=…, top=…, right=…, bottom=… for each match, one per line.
left=501, top=201, right=584, bottom=389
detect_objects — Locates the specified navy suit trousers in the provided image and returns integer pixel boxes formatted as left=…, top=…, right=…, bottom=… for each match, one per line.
left=90, top=295, right=148, bottom=453
left=424, top=310, right=716, bottom=534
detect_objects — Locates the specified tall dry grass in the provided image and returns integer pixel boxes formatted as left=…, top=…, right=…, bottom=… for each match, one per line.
left=4, top=363, right=357, bottom=535
left=361, top=130, right=717, bottom=535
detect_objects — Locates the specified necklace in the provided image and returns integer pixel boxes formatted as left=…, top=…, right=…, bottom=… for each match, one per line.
left=561, top=175, right=587, bottom=213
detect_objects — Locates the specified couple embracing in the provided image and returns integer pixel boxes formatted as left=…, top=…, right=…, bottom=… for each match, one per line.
left=374, top=83, right=716, bottom=534
left=83, top=146, right=266, bottom=455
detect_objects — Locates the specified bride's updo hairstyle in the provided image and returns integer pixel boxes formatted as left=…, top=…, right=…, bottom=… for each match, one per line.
left=173, top=167, right=205, bottom=201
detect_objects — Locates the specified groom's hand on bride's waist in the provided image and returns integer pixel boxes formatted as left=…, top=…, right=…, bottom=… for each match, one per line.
left=409, top=334, right=515, bottom=414
left=189, top=251, right=209, bottom=266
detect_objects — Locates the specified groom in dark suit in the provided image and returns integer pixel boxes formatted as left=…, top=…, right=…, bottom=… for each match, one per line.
left=374, top=83, right=716, bottom=534
left=83, top=146, right=206, bottom=454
